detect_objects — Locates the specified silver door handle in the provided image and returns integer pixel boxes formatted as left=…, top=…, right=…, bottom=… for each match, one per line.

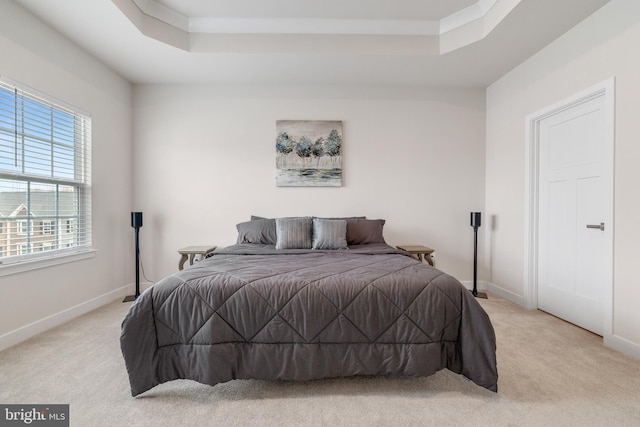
left=586, top=223, right=605, bottom=231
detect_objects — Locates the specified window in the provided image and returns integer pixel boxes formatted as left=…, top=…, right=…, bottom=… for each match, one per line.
left=41, top=220, right=54, bottom=235
left=17, top=219, right=29, bottom=235
left=0, top=77, right=91, bottom=265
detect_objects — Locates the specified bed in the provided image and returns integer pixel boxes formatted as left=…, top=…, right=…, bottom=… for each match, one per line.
left=120, top=217, right=498, bottom=396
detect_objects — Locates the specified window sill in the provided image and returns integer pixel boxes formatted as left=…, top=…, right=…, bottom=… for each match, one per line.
left=0, top=249, right=97, bottom=278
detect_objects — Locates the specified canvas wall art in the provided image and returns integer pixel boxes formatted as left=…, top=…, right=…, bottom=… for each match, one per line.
left=276, top=120, right=342, bottom=187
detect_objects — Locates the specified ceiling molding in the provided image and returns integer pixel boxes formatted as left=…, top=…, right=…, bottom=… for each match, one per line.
left=130, top=0, right=500, bottom=36
left=113, top=0, right=189, bottom=50
left=188, top=18, right=441, bottom=36
left=133, top=0, right=188, bottom=31
left=440, top=0, right=498, bottom=34
left=116, top=0, right=519, bottom=54
left=441, top=0, right=522, bottom=53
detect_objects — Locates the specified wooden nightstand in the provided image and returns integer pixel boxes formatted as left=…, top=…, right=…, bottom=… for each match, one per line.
left=396, top=245, right=435, bottom=266
left=178, top=245, right=216, bottom=270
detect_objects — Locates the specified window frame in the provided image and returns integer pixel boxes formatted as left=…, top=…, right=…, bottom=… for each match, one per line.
left=41, top=219, right=55, bottom=235
left=0, top=76, right=93, bottom=274
left=16, top=219, right=29, bottom=236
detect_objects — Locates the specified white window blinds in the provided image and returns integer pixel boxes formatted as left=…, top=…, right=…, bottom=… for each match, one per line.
left=0, top=77, right=91, bottom=265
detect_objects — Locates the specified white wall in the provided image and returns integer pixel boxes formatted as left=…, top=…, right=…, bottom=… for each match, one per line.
left=133, top=85, right=486, bottom=282
left=486, top=0, right=640, bottom=355
left=0, top=2, right=133, bottom=349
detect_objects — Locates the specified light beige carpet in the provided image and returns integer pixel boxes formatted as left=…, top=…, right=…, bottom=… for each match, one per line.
left=1, top=294, right=639, bottom=426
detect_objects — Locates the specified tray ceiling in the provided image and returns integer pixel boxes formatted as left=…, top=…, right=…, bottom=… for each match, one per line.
left=15, top=0, right=612, bottom=87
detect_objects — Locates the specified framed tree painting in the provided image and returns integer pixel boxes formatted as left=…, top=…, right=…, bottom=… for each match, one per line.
left=275, top=120, right=342, bottom=187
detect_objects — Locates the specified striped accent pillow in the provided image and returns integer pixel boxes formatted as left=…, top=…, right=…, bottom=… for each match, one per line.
left=275, top=217, right=313, bottom=249
left=312, top=218, right=348, bottom=250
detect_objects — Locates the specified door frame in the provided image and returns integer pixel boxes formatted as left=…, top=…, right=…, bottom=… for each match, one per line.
left=523, top=78, right=615, bottom=337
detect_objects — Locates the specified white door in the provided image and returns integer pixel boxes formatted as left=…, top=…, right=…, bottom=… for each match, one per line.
left=537, top=93, right=612, bottom=336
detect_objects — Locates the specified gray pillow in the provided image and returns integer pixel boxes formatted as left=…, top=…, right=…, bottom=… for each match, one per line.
left=315, top=216, right=365, bottom=221
left=312, top=219, right=348, bottom=250
left=346, top=219, right=386, bottom=245
left=275, top=217, right=313, bottom=249
left=236, top=218, right=277, bottom=244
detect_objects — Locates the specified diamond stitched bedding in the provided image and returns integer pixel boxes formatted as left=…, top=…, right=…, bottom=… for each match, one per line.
left=120, top=243, right=497, bottom=396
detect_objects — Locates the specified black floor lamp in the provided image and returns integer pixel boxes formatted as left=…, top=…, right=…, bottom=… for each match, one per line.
left=123, top=212, right=143, bottom=303
left=470, top=212, right=488, bottom=299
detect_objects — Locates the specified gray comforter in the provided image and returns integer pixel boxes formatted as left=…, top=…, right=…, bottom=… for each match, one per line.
left=121, top=244, right=497, bottom=396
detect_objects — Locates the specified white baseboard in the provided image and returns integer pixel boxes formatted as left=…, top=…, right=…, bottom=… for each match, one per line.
left=604, top=334, right=640, bottom=360
left=459, top=281, right=525, bottom=305
left=483, top=282, right=526, bottom=306
left=459, top=280, right=495, bottom=296
left=478, top=281, right=640, bottom=361
left=123, top=280, right=155, bottom=297
left=459, top=280, right=487, bottom=292
left=0, top=285, right=130, bottom=352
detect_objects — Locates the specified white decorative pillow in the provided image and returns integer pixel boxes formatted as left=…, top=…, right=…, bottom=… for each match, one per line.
left=312, top=218, right=348, bottom=250
left=275, top=217, right=312, bottom=249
